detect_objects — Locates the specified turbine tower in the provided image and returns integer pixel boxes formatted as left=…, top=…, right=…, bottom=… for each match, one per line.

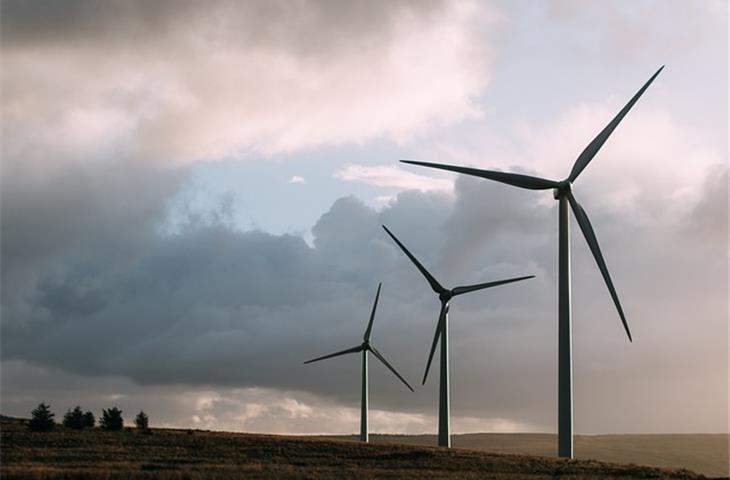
left=303, top=283, right=413, bottom=442
left=382, top=225, right=533, bottom=448
left=400, top=66, right=664, bottom=458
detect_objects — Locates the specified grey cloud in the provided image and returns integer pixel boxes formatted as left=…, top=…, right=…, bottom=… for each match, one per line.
left=684, top=166, right=728, bottom=245
left=0, top=162, right=185, bottom=333
left=0, top=360, right=436, bottom=435
left=1, top=0, right=444, bottom=56
left=541, top=0, right=724, bottom=58
left=2, top=0, right=492, bottom=163
left=3, top=0, right=725, bottom=436
left=2, top=158, right=726, bottom=433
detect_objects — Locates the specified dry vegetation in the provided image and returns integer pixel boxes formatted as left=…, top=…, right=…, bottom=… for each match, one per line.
left=322, top=433, right=729, bottom=478
left=0, top=418, right=719, bottom=479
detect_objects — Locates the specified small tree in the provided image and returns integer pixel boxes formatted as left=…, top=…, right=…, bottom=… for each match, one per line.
left=63, top=406, right=86, bottom=429
left=29, top=402, right=55, bottom=432
left=134, top=411, right=149, bottom=431
left=83, top=411, right=95, bottom=428
left=99, top=407, right=123, bottom=431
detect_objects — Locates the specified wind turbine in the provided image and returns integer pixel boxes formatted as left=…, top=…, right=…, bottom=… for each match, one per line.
left=400, top=66, right=664, bottom=457
left=382, top=225, right=533, bottom=448
left=303, top=283, right=413, bottom=443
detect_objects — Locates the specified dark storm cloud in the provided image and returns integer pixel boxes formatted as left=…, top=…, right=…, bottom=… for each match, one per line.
left=0, top=0, right=503, bottom=429
left=0, top=162, right=185, bottom=329
left=2, top=158, right=726, bottom=432
left=1, top=0, right=443, bottom=55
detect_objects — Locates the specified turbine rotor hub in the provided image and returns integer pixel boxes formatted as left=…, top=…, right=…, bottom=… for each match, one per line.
left=439, top=291, right=452, bottom=302
left=553, top=180, right=572, bottom=199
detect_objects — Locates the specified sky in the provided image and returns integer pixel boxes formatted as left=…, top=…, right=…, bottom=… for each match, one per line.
left=1, top=0, right=728, bottom=436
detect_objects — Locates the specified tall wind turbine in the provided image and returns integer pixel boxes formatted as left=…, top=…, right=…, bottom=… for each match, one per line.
left=400, top=66, right=664, bottom=458
left=303, top=283, right=413, bottom=443
left=382, top=225, right=533, bottom=448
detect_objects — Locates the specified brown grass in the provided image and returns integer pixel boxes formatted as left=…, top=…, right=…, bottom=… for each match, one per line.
left=0, top=418, right=715, bottom=479
left=319, top=433, right=729, bottom=478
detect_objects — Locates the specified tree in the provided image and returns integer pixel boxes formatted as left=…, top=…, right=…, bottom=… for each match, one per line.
left=99, top=407, right=123, bottom=431
left=29, top=402, right=55, bottom=432
left=63, top=406, right=86, bottom=429
left=83, top=411, right=95, bottom=428
left=134, top=411, right=149, bottom=431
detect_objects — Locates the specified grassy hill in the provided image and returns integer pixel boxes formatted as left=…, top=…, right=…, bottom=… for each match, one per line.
left=0, top=418, right=723, bottom=479
left=322, top=433, right=729, bottom=478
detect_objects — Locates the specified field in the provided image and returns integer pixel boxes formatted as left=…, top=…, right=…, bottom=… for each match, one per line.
left=323, top=433, right=729, bottom=478
left=1, top=419, right=726, bottom=479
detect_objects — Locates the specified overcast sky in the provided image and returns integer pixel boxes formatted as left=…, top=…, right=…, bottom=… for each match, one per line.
left=1, top=0, right=727, bottom=436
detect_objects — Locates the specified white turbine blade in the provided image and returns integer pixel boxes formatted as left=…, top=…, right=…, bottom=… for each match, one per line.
left=369, top=346, right=414, bottom=392
left=568, top=66, right=664, bottom=183
left=567, top=192, right=632, bottom=341
left=401, top=160, right=559, bottom=190
left=303, top=345, right=363, bottom=364
left=451, top=275, right=535, bottom=296
left=422, top=303, right=447, bottom=385
left=364, top=283, right=382, bottom=342
left=382, top=225, right=445, bottom=294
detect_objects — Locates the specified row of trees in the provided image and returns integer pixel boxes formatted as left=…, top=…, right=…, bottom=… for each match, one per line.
left=29, top=402, right=149, bottom=432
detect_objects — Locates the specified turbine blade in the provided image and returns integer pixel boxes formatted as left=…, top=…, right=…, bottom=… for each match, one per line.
left=452, top=275, right=535, bottom=296
left=369, top=346, right=414, bottom=392
left=422, top=303, right=447, bottom=385
left=568, top=66, right=664, bottom=182
left=303, top=345, right=363, bottom=364
left=567, top=193, right=632, bottom=341
left=401, top=160, right=559, bottom=190
left=382, top=225, right=444, bottom=294
left=363, top=283, right=382, bottom=342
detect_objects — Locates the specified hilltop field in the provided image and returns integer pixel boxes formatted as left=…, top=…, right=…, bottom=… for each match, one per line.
left=1, top=418, right=727, bottom=479
left=324, top=433, right=729, bottom=478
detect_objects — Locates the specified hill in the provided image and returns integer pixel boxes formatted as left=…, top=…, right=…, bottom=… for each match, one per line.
left=0, top=418, right=720, bottom=479
left=321, top=433, right=729, bottom=478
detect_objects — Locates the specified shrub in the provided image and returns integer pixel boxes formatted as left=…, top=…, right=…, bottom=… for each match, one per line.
left=135, top=410, right=149, bottom=431
left=99, top=407, right=124, bottom=431
left=83, top=411, right=95, bottom=428
left=63, top=406, right=86, bottom=429
left=29, top=402, right=55, bottom=432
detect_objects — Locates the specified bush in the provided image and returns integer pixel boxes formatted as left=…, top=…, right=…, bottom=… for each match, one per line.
left=29, top=402, right=55, bottom=432
left=83, top=411, right=95, bottom=428
left=63, top=406, right=86, bottom=429
left=99, top=407, right=124, bottom=431
left=135, top=410, right=149, bottom=431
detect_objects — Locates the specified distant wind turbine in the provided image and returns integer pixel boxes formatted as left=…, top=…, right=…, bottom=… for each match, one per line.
left=382, top=225, right=534, bottom=448
left=400, top=66, right=664, bottom=458
left=303, top=283, right=413, bottom=443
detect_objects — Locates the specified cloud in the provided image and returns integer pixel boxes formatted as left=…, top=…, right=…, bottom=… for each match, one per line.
left=416, top=98, right=724, bottom=227
left=1, top=155, right=726, bottom=433
left=1, top=0, right=496, bottom=167
left=288, top=176, right=306, bottom=184
left=0, top=359, right=536, bottom=434
left=1, top=0, right=726, bottom=436
left=543, top=0, right=728, bottom=61
left=334, top=164, right=454, bottom=193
